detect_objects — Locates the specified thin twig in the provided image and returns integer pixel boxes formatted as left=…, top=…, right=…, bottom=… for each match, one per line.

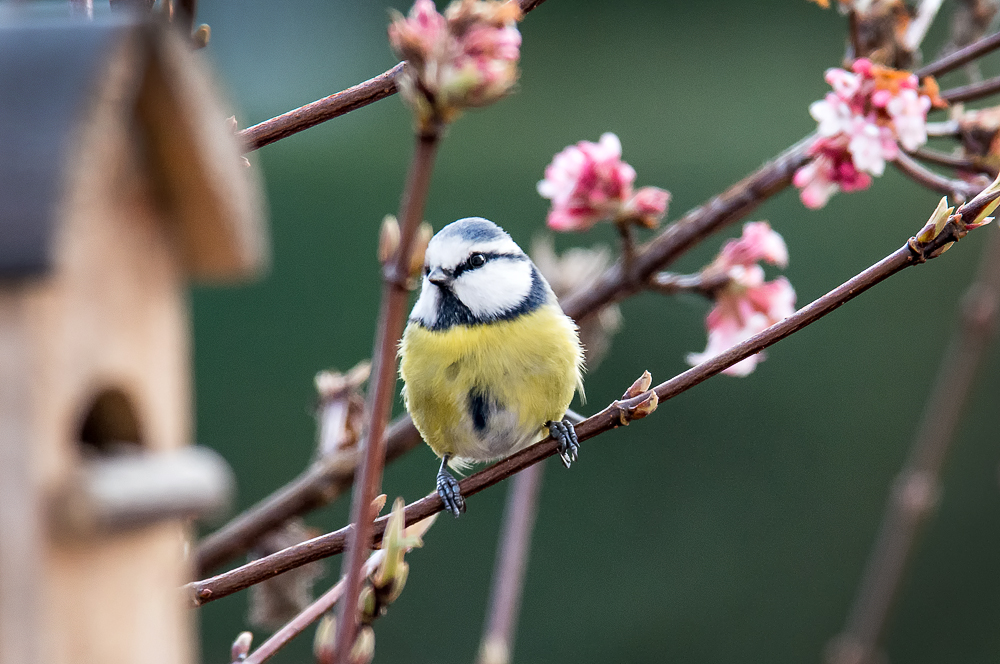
left=906, top=0, right=945, bottom=51
left=908, top=147, right=981, bottom=171
left=193, top=416, right=420, bottom=576
left=941, top=72, right=1000, bottom=102
left=186, top=205, right=984, bottom=607
left=238, top=66, right=402, bottom=153
left=647, top=271, right=731, bottom=298
left=892, top=151, right=983, bottom=201
left=236, top=0, right=547, bottom=153
left=245, top=578, right=347, bottom=664
left=826, top=225, right=1000, bottom=664
left=476, top=464, right=545, bottom=664
left=915, top=29, right=1000, bottom=77
left=926, top=120, right=961, bottom=137
left=331, top=129, right=441, bottom=664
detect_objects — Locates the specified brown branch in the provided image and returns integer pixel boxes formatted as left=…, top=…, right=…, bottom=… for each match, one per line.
left=476, top=464, right=545, bottom=664
left=940, top=72, right=1000, bottom=102
left=244, top=577, right=347, bottom=664
left=826, top=226, right=1000, bottom=664
left=194, top=415, right=420, bottom=576
left=236, top=0, right=547, bottom=153
left=331, top=129, right=441, bottom=664
left=238, top=66, right=402, bottom=153
left=908, top=147, right=981, bottom=171
left=186, top=200, right=987, bottom=608
left=647, top=271, right=731, bottom=298
left=915, top=29, right=1000, bottom=77
left=892, top=151, right=982, bottom=201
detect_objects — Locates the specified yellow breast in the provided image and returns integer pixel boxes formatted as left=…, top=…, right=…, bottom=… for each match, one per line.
left=399, top=304, right=583, bottom=463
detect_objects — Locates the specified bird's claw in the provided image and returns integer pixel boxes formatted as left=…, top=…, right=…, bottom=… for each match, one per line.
left=436, top=468, right=466, bottom=518
left=547, top=419, right=579, bottom=469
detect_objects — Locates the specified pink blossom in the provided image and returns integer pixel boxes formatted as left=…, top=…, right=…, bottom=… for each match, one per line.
left=687, top=223, right=796, bottom=376
left=796, top=58, right=936, bottom=208
left=686, top=275, right=796, bottom=377
left=389, top=0, right=522, bottom=126
left=622, top=186, right=671, bottom=228
left=537, top=133, right=637, bottom=231
left=810, top=94, right=855, bottom=137
left=793, top=138, right=872, bottom=209
left=719, top=221, right=788, bottom=268
left=846, top=118, right=897, bottom=176
left=886, top=88, right=932, bottom=151
left=825, top=67, right=861, bottom=100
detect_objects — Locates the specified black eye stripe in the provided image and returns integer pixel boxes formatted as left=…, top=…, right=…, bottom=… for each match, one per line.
left=451, top=252, right=525, bottom=277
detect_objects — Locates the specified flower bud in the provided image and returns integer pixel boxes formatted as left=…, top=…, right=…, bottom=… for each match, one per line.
left=622, top=370, right=652, bottom=399
left=350, top=626, right=376, bottom=664
left=409, top=222, right=434, bottom=280
left=378, top=215, right=401, bottom=265
left=313, top=615, right=336, bottom=664
left=230, top=631, right=253, bottom=662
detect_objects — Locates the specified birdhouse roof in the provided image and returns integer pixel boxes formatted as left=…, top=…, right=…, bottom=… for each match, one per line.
left=0, top=9, right=269, bottom=281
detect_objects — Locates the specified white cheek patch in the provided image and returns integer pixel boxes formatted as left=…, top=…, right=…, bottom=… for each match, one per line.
left=409, top=278, right=439, bottom=326
left=452, top=258, right=533, bottom=319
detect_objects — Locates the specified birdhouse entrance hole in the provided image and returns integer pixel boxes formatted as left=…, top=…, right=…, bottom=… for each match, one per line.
left=78, top=388, right=144, bottom=456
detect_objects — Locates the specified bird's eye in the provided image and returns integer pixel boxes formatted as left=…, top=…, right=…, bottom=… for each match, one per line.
left=469, top=253, right=486, bottom=268
left=424, top=265, right=431, bottom=276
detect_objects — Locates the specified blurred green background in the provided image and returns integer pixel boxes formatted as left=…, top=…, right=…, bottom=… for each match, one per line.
left=192, top=1, right=1000, bottom=662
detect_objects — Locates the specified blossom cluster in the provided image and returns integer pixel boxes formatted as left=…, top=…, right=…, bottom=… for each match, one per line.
left=537, top=132, right=670, bottom=232
left=794, top=58, right=940, bottom=209
left=388, top=0, right=522, bottom=129
left=687, top=222, right=796, bottom=377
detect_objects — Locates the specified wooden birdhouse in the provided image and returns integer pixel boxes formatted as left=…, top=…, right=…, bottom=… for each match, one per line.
left=0, top=9, right=268, bottom=664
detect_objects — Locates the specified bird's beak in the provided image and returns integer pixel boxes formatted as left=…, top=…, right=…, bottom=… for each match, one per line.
left=427, top=266, right=450, bottom=286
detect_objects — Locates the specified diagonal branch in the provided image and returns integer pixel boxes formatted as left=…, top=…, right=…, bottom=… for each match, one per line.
left=915, top=30, right=1000, bottom=78
left=187, top=200, right=987, bottom=608
left=893, top=151, right=983, bottom=200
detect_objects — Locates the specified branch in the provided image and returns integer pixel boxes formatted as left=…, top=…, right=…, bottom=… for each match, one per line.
left=331, top=129, right=441, bottom=663
left=940, top=72, right=1000, bottom=103
left=915, top=29, right=1000, bottom=77
left=907, top=147, right=982, bottom=171
left=892, top=151, right=983, bottom=201
left=244, top=577, right=348, bottom=664
left=187, top=199, right=987, bottom=608
left=827, top=226, right=1000, bottom=664
left=476, top=464, right=545, bottom=664
left=236, top=0, right=547, bottom=153
left=194, top=416, right=421, bottom=576
left=238, top=66, right=402, bottom=153
left=647, top=271, right=730, bottom=298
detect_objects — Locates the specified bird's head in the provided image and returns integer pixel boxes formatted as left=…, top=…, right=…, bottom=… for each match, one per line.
left=409, top=217, right=550, bottom=330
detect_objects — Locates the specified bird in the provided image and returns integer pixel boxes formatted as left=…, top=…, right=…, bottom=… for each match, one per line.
left=399, top=217, right=585, bottom=517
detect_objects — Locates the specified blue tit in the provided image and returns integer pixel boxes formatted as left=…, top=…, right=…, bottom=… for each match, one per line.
left=399, top=217, right=585, bottom=517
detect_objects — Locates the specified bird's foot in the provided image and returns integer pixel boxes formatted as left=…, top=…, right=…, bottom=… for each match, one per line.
left=547, top=419, right=579, bottom=469
left=436, top=467, right=466, bottom=518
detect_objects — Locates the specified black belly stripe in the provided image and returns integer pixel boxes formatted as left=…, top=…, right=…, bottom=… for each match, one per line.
left=468, top=391, right=490, bottom=433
